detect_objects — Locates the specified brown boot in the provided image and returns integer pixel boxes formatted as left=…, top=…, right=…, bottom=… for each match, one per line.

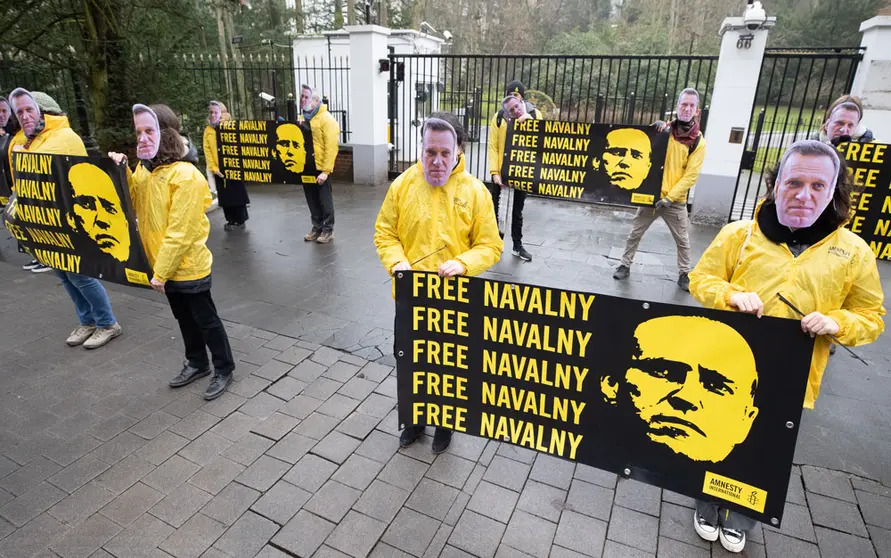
left=304, top=230, right=320, bottom=241
left=316, top=231, right=334, bottom=244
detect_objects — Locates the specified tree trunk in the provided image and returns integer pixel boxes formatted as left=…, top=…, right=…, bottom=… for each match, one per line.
left=347, top=0, right=356, bottom=25
left=379, top=0, right=388, bottom=26
left=294, top=0, right=304, bottom=32
left=215, top=4, right=233, bottom=112
left=334, top=0, right=344, bottom=28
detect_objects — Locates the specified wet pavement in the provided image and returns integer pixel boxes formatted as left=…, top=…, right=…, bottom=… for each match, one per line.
left=0, top=181, right=890, bottom=557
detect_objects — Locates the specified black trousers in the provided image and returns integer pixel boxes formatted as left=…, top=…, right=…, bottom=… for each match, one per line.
left=223, top=205, right=249, bottom=224
left=303, top=178, right=335, bottom=233
left=166, top=290, right=235, bottom=375
left=488, top=184, right=526, bottom=243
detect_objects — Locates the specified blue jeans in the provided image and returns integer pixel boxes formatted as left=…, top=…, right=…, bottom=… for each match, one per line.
left=56, top=271, right=117, bottom=328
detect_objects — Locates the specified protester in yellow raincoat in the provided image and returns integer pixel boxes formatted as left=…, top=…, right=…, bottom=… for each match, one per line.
left=204, top=100, right=249, bottom=230
left=109, top=103, right=235, bottom=401
left=298, top=85, right=340, bottom=243
left=687, top=139, right=885, bottom=553
left=374, top=116, right=502, bottom=454
left=8, top=88, right=123, bottom=350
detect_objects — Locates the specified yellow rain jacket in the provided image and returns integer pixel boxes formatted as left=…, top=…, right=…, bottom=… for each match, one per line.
left=487, top=108, right=543, bottom=177
left=127, top=161, right=213, bottom=283
left=374, top=155, right=503, bottom=288
left=7, top=115, right=86, bottom=183
left=661, top=133, right=706, bottom=203
left=689, top=202, right=885, bottom=408
left=203, top=126, right=220, bottom=174
left=300, top=104, right=340, bottom=174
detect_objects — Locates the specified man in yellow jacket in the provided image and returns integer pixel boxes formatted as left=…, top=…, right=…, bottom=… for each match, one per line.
left=298, top=85, right=340, bottom=244
left=613, top=87, right=706, bottom=291
left=487, top=80, right=543, bottom=262
left=8, top=88, right=123, bottom=349
left=688, top=139, right=885, bottom=553
left=374, top=117, right=503, bottom=453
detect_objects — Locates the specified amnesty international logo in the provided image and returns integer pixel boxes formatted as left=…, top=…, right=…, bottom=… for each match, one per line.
left=702, top=471, right=767, bottom=513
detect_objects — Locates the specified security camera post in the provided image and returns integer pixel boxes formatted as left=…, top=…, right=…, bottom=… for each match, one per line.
left=217, top=120, right=317, bottom=185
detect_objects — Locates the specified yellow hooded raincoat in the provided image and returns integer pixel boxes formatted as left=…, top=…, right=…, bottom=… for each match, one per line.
left=487, top=108, right=544, bottom=177
left=7, top=115, right=86, bottom=182
left=203, top=126, right=221, bottom=175
left=301, top=104, right=340, bottom=174
left=689, top=201, right=885, bottom=408
left=374, top=155, right=504, bottom=287
left=127, top=160, right=213, bottom=284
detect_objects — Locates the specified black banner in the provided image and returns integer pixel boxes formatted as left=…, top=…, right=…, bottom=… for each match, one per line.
left=503, top=120, right=669, bottom=206
left=217, top=120, right=317, bottom=185
left=3, top=153, right=152, bottom=287
left=395, top=272, right=813, bottom=525
left=840, top=142, right=891, bottom=260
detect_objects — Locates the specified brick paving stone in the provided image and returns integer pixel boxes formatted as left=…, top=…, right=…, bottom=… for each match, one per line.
left=279, top=394, right=325, bottom=419
left=377, top=408, right=399, bottom=433
left=517, top=479, right=568, bottom=523
left=661, top=491, right=696, bottom=510
left=303, top=480, right=361, bottom=523
left=440, top=546, right=475, bottom=558
left=325, top=362, right=361, bottom=383
left=0, top=512, right=69, bottom=558
left=495, top=546, right=534, bottom=558
left=239, top=393, right=286, bottom=420
left=201, top=393, right=247, bottom=419
left=168, top=410, right=220, bottom=441
left=221, top=432, right=275, bottom=467
left=274, top=345, right=312, bottom=366
left=304, top=377, right=343, bottom=401
left=378, top=454, right=429, bottom=491
left=234, top=454, right=290, bottom=492
left=397, top=434, right=436, bottom=464
left=808, top=492, right=869, bottom=536
left=814, top=526, right=876, bottom=558
left=94, top=455, right=155, bottom=495
left=765, top=501, right=817, bottom=542
left=496, top=444, right=537, bottom=465
left=313, top=431, right=363, bottom=465
left=337, top=377, right=376, bottom=402
left=250, top=410, right=300, bottom=443
left=713, top=542, right=766, bottom=558
left=463, top=464, right=486, bottom=494
left=353, top=479, right=410, bottom=523
left=266, top=431, right=317, bottom=464
left=657, top=502, right=709, bottom=549
left=142, top=455, right=201, bottom=495
left=85, top=413, right=139, bottom=442
left=406, top=479, right=460, bottom=521
left=446, top=435, right=488, bottom=463
left=574, top=464, right=618, bottom=489
left=336, top=412, right=381, bottom=440
left=159, top=513, right=227, bottom=558
left=358, top=393, right=397, bottom=419
left=444, top=492, right=471, bottom=527
left=255, top=546, right=292, bottom=558
left=289, top=359, right=328, bottom=384
left=426, top=454, right=476, bottom=489
left=554, top=510, right=607, bottom=557
left=295, top=412, right=341, bottom=440
left=149, top=483, right=213, bottom=528
left=212, top=510, right=279, bottom=558
left=0, top=456, right=62, bottom=496
left=201, top=482, right=261, bottom=526
left=858, top=490, right=891, bottom=528
left=501, top=510, right=557, bottom=558
left=482, top=456, right=531, bottom=492
left=422, top=524, right=453, bottom=558
left=449, top=510, right=505, bottom=558
left=467, top=481, right=520, bottom=524
left=47, top=457, right=111, bottom=495
left=479, top=441, right=499, bottom=467
left=565, top=478, right=614, bottom=522
left=135, top=431, right=191, bottom=466
left=868, top=525, right=891, bottom=558
left=283, top=454, right=338, bottom=493
left=241, top=347, right=280, bottom=367
left=44, top=435, right=104, bottom=468
left=615, top=479, right=662, bottom=517
left=102, top=513, right=174, bottom=558
left=311, top=347, right=345, bottom=367
left=355, top=430, right=399, bottom=464
left=786, top=473, right=807, bottom=506
left=90, top=432, right=148, bottom=466
left=359, top=362, right=392, bottom=383
left=370, top=542, right=414, bottom=557
left=250, top=479, right=311, bottom=525
left=332, top=454, right=384, bottom=491
left=177, top=432, right=233, bottom=467
left=210, top=411, right=261, bottom=442
left=271, top=509, right=335, bottom=557
left=326, top=510, right=389, bottom=558
left=263, top=335, right=298, bottom=352
left=854, top=479, right=891, bottom=499
left=801, top=465, right=857, bottom=503
left=763, top=530, right=820, bottom=558
left=49, top=514, right=122, bottom=558
left=529, top=454, right=575, bottom=491
left=315, top=546, right=352, bottom=558
left=1, top=481, right=67, bottom=527
left=129, top=411, right=179, bottom=440
left=253, top=360, right=294, bottom=382
left=188, top=457, right=245, bottom=495
left=607, top=505, right=658, bottom=553
left=265, top=378, right=308, bottom=402
left=317, top=394, right=362, bottom=421
left=654, top=537, right=707, bottom=558
left=383, top=507, right=441, bottom=557
left=99, top=482, right=164, bottom=527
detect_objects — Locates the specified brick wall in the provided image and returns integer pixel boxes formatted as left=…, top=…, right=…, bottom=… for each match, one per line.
left=331, top=146, right=354, bottom=182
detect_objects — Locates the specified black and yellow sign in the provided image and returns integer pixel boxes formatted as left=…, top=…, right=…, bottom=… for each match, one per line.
left=217, top=120, right=317, bottom=185
left=3, top=153, right=152, bottom=287
left=840, top=142, right=891, bottom=260
left=395, top=272, right=813, bottom=525
left=503, top=120, right=669, bottom=206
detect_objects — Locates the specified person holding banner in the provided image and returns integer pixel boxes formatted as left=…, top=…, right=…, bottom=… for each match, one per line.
left=813, top=95, right=875, bottom=146
left=488, top=80, right=542, bottom=262
left=688, top=139, right=885, bottom=553
left=298, top=85, right=340, bottom=244
left=8, top=88, right=123, bottom=349
left=374, top=117, right=503, bottom=453
left=204, top=101, right=250, bottom=231
left=0, top=95, right=17, bottom=207
left=613, top=87, right=706, bottom=291
left=109, top=104, right=236, bottom=401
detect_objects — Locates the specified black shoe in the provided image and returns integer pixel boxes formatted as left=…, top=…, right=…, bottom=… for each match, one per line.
left=432, top=428, right=452, bottom=454
left=400, top=425, right=424, bottom=448
left=224, top=223, right=235, bottom=231
left=678, top=272, right=690, bottom=292
left=204, top=372, right=233, bottom=401
left=511, top=244, right=532, bottom=262
left=829, top=344, right=837, bottom=355
left=169, top=362, right=211, bottom=388
left=23, top=259, right=40, bottom=270
left=613, top=265, right=630, bottom=280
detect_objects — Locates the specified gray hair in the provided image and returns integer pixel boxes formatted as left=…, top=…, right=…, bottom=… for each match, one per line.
left=828, top=102, right=862, bottom=121
left=677, top=88, right=700, bottom=107
left=775, top=139, right=841, bottom=188
left=502, top=95, right=522, bottom=108
left=421, top=117, right=457, bottom=149
left=300, top=84, right=313, bottom=94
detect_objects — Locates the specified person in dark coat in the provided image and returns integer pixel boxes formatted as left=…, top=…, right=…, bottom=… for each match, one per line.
left=203, top=101, right=249, bottom=230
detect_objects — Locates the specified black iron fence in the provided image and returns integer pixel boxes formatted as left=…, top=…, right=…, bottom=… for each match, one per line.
left=729, top=47, right=864, bottom=221
left=387, top=53, right=719, bottom=181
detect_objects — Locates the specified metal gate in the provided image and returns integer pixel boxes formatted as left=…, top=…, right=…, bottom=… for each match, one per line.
left=387, top=54, right=719, bottom=182
left=728, top=47, right=864, bottom=221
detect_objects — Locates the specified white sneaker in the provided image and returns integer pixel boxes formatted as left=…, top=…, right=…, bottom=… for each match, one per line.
left=83, top=323, right=122, bottom=349
left=66, top=325, right=97, bottom=346
left=693, top=510, right=719, bottom=542
left=719, top=527, right=746, bottom=553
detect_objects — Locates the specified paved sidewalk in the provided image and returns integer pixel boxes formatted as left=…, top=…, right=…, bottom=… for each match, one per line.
left=0, top=183, right=889, bottom=557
